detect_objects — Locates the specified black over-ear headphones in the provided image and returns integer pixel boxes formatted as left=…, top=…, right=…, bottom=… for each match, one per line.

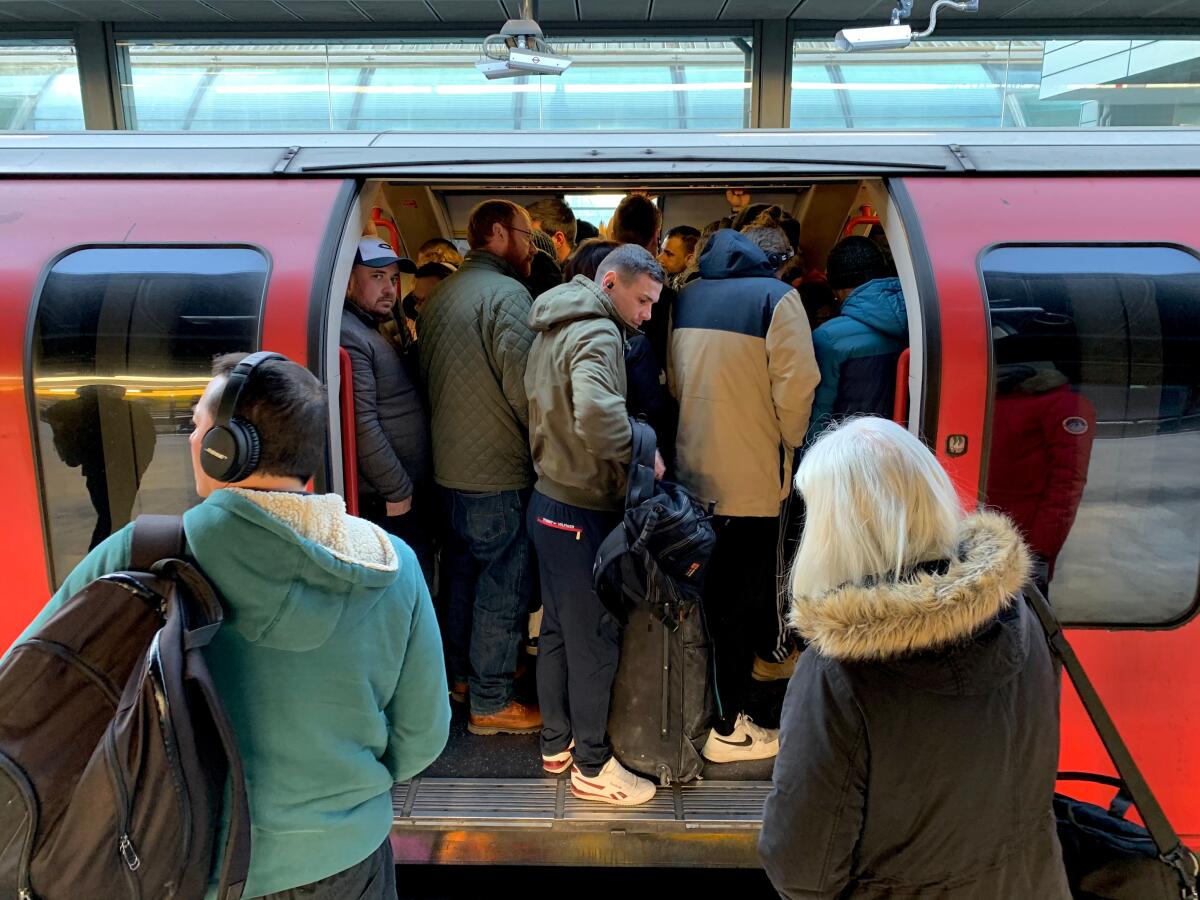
left=200, top=351, right=285, bottom=483
left=765, top=250, right=794, bottom=270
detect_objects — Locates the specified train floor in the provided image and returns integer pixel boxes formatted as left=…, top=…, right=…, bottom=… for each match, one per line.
left=422, top=654, right=788, bottom=782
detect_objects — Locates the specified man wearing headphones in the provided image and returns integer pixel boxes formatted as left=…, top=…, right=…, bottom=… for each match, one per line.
left=10, top=352, right=450, bottom=899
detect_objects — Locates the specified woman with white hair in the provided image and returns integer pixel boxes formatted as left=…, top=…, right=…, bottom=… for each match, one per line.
left=758, top=417, right=1069, bottom=900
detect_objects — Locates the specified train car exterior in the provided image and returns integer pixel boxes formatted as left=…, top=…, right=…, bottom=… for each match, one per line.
left=0, top=129, right=1197, bottom=864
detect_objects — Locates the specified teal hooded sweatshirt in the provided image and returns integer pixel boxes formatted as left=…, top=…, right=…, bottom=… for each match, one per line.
left=9, top=488, right=450, bottom=898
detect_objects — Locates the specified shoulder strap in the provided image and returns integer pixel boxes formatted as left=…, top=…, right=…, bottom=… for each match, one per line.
left=1026, top=583, right=1198, bottom=889
left=129, top=514, right=185, bottom=571
left=626, top=419, right=658, bottom=510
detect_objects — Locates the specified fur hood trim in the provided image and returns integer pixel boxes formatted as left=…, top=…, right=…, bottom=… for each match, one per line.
left=788, top=511, right=1031, bottom=662
left=229, top=488, right=398, bottom=572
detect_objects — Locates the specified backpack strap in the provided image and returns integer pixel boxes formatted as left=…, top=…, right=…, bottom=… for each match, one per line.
left=129, top=514, right=185, bottom=571
left=626, top=419, right=658, bottom=510
left=1027, top=583, right=1198, bottom=895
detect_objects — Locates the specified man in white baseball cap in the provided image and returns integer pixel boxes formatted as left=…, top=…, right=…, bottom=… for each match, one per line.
left=341, top=236, right=433, bottom=583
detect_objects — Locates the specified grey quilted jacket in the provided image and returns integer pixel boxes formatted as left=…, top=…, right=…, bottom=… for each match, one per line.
left=339, top=302, right=431, bottom=502
left=418, top=251, right=536, bottom=491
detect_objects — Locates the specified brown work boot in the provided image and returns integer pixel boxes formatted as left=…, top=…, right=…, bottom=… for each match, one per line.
left=449, top=679, right=468, bottom=704
left=751, top=648, right=801, bottom=682
left=468, top=700, right=542, bottom=735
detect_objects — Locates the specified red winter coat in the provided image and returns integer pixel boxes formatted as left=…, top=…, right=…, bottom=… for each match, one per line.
left=986, top=369, right=1096, bottom=570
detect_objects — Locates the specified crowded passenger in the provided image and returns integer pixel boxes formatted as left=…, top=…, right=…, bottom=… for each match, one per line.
left=527, top=226, right=566, bottom=298
left=739, top=206, right=795, bottom=278
left=525, top=244, right=666, bottom=805
left=418, top=199, right=541, bottom=735
left=761, top=416, right=1068, bottom=900
left=567, top=238, right=676, bottom=460
left=806, top=235, right=908, bottom=443
left=657, top=224, right=700, bottom=291
left=340, top=237, right=436, bottom=583
left=528, top=197, right=577, bottom=264
left=610, top=194, right=673, bottom=372
left=10, top=352, right=450, bottom=899
left=405, top=237, right=463, bottom=334
left=670, top=228, right=820, bottom=762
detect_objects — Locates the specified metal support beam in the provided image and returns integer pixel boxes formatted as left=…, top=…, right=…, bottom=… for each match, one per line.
left=73, top=22, right=125, bottom=130
left=750, top=19, right=792, bottom=129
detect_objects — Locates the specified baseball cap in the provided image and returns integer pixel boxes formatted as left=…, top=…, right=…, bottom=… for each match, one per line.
left=355, top=237, right=416, bottom=273
left=415, top=261, right=457, bottom=279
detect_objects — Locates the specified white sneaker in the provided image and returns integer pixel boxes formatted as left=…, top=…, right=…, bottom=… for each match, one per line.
left=701, top=713, right=779, bottom=763
left=570, top=756, right=656, bottom=806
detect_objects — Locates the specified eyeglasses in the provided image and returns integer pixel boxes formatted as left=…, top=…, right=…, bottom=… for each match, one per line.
left=506, top=224, right=536, bottom=239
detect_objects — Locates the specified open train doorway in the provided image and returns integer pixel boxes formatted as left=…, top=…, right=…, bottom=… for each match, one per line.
left=320, top=175, right=930, bottom=868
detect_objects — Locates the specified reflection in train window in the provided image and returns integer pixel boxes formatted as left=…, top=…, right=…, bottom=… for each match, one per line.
left=981, top=245, right=1200, bottom=626
left=30, top=247, right=267, bottom=587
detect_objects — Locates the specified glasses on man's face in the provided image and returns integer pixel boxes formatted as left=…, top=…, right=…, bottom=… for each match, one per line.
left=506, top=224, right=535, bottom=240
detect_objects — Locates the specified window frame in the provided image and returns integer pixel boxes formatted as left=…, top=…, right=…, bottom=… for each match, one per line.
left=24, top=242, right=271, bottom=590
left=976, top=240, right=1200, bottom=631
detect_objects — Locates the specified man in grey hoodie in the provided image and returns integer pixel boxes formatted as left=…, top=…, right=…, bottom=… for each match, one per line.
left=525, top=244, right=666, bottom=806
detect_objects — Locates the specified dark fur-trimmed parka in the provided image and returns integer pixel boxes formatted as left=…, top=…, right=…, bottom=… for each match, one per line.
left=759, top=511, right=1070, bottom=900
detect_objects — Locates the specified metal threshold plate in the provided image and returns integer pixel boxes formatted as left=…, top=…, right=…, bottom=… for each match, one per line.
left=390, top=777, right=770, bottom=867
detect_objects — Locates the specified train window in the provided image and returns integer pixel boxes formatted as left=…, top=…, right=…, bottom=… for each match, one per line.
left=30, top=246, right=267, bottom=587
left=981, top=245, right=1200, bottom=626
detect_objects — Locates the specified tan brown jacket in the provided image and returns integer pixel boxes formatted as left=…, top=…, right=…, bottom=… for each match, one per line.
left=669, top=230, right=820, bottom=517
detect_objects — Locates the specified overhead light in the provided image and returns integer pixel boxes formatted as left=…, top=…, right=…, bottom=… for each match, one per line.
left=835, top=0, right=980, bottom=52
left=475, top=1, right=573, bottom=80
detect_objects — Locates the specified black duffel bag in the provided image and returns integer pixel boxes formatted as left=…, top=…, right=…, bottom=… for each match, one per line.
left=1027, top=584, right=1198, bottom=900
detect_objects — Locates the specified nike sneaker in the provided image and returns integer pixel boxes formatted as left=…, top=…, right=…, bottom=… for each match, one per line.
left=701, top=713, right=779, bottom=763
left=570, top=757, right=656, bottom=806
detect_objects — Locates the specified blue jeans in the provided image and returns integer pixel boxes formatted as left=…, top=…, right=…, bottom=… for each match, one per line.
left=440, top=488, right=531, bottom=715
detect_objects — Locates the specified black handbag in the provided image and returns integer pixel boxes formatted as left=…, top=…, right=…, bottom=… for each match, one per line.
left=1027, top=584, right=1199, bottom=900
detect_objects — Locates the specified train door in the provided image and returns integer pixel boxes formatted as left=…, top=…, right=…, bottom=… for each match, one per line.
left=895, top=177, right=1200, bottom=843
left=0, top=178, right=355, bottom=649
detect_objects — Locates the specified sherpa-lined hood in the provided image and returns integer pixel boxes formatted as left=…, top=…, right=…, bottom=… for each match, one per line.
left=698, top=229, right=778, bottom=280
left=529, top=274, right=628, bottom=334
left=183, top=488, right=400, bottom=652
left=840, top=277, right=907, bottom=340
left=789, top=511, right=1032, bottom=686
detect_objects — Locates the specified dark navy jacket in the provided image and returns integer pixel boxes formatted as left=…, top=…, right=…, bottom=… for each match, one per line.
left=805, top=277, right=907, bottom=444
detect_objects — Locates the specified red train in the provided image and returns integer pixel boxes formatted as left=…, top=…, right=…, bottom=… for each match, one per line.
left=1, top=129, right=1197, bottom=864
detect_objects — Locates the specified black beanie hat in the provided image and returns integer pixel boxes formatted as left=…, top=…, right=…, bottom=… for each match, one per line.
left=826, top=235, right=889, bottom=290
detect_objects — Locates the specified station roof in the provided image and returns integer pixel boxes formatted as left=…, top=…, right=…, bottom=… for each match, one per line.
left=0, top=0, right=1195, bottom=27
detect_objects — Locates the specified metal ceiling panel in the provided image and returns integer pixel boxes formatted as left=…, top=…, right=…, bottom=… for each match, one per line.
left=791, top=0, right=891, bottom=21
left=138, top=0, right=232, bottom=20
left=356, top=0, right=442, bottom=20
left=502, top=0, right=578, bottom=21
left=577, top=0, right=651, bottom=21
left=999, top=0, right=1126, bottom=17
left=0, top=0, right=87, bottom=19
left=52, top=1, right=161, bottom=20
left=278, top=0, right=370, bottom=20
left=200, top=0, right=305, bottom=20
left=719, top=0, right=796, bottom=19
left=427, top=0, right=507, bottom=22
left=649, top=0, right=726, bottom=20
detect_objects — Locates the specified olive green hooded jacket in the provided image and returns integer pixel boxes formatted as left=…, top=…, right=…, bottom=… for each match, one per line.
left=525, top=275, right=633, bottom=512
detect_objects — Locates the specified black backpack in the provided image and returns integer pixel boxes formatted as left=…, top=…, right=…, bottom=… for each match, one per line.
left=595, top=421, right=717, bottom=784
left=594, top=420, right=716, bottom=628
left=0, top=515, right=250, bottom=900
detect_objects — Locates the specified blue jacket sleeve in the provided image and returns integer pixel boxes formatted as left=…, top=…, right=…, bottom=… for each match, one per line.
left=805, top=324, right=846, bottom=446
left=4, top=525, right=135, bottom=660
left=381, top=544, right=451, bottom=782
